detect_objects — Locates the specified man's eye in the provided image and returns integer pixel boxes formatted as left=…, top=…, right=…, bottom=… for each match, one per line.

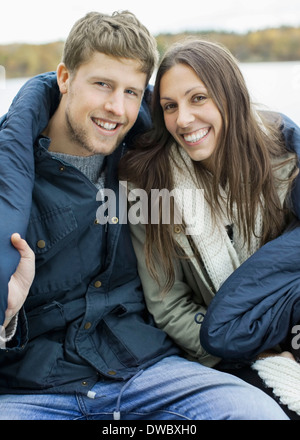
left=96, top=82, right=109, bottom=88
left=126, top=89, right=138, bottom=96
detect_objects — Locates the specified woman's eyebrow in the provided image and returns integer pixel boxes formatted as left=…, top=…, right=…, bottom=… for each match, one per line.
left=160, top=86, right=207, bottom=101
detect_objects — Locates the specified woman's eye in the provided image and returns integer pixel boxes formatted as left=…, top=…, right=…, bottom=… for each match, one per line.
left=193, top=95, right=206, bottom=103
left=164, top=103, right=176, bottom=111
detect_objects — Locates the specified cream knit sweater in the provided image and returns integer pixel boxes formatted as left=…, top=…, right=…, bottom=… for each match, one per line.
left=170, top=143, right=262, bottom=291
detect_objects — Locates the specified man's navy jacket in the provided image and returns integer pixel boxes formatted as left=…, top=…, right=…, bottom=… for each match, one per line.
left=0, top=73, right=178, bottom=393
left=200, top=115, right=300, bottom=362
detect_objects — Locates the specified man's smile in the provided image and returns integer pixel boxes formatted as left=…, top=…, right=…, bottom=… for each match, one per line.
left=91, top=117, right=121, bottom=132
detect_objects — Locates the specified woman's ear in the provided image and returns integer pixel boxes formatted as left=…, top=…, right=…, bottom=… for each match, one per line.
left=56, top=63, right=70, bottom=95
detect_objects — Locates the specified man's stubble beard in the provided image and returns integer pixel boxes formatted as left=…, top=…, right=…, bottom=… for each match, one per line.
left=64, top=109, right=129, bottom=157
left=65, top=111, right=99, bottom=156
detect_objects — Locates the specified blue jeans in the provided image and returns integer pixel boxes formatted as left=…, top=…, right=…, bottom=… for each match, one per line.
left=0, top=356, right=288, bottom=420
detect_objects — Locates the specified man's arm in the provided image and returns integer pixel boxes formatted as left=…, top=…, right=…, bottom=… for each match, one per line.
left=279, top=113, right=300, bottom=218
left=0, top=72, right=59, bottom=325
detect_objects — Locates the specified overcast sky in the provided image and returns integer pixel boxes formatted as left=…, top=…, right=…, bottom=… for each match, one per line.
left=1, top=0, right=300, bottom=44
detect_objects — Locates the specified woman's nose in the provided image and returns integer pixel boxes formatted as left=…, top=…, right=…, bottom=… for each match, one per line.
left=176, top=105, right=194, bottom=128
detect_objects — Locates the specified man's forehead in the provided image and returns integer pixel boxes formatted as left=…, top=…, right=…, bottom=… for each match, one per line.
left=74, top=52, right=147, bottom=89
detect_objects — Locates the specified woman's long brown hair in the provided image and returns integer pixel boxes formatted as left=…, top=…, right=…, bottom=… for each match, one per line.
left=119, top=39, right=297, bottom=292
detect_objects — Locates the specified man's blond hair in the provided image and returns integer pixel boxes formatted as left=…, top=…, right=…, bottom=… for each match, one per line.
left=62, top=11, right=158, bottom=84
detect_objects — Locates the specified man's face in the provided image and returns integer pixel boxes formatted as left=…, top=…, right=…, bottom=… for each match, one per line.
left=54, top=52, right=147, bottom=156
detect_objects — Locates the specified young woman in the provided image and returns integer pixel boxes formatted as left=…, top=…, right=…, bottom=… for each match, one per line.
left=120, top=39, right=300, bottom=418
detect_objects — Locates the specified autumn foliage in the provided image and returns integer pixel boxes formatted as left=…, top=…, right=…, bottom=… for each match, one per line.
left=1, top=26, right=300, bottom=79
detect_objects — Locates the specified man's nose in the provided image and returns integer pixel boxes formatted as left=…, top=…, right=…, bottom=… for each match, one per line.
left=104, top=91, right=125, bottom=116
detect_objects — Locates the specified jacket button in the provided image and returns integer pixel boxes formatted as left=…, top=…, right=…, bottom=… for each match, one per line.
left=174, top=226, right=181, bottom=234
left=81, top=381, right=88, bottom=386
left=59, top=166, right=65, bottom=172
left=94, top=280, right=102, bottom=288
left=84, top=322, right=92, bottom=330
left=37, top=239, right=46, bottom=249
left=111, top=217, right=118, bottom=224
left=107, top=370, right=117, bottom=376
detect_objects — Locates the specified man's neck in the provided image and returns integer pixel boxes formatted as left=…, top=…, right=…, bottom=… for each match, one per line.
left=42, top=104, right=69, bottom=154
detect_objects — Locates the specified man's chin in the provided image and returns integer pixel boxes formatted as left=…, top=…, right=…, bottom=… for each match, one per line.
left=91, top=142, right=122, bottom=156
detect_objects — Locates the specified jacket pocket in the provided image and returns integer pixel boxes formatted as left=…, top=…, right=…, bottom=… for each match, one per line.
left=26, top=206, right=82, bottom=295
left=99, top=310, right=170, bottom=367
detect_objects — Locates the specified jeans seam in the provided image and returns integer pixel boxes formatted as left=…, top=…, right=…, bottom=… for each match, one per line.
left=75, top=393, right=89, bottom=419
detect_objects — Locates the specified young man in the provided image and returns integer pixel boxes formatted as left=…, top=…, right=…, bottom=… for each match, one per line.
left=0, top=11, right=288, bottom=420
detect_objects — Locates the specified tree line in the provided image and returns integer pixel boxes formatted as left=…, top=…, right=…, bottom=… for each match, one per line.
left=1, top=26, right=300, bottom=79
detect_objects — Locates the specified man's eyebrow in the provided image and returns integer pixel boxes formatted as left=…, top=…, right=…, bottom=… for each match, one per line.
left=126, top=86, right=144, bottom=95
left=89, top=76, right=144, bottom=94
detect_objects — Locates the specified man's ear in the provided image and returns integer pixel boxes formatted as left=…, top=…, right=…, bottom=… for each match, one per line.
left=56, top=63, right=70, bottom=95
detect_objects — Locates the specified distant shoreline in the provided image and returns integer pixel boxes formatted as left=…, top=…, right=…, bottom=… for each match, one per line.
left=1, top=61, right=299, bottom=127
left=1, top=26, right=300, bottom=79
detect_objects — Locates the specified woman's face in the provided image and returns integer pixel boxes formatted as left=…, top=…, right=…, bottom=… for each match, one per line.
left=159, top=63, right=222, bottom=171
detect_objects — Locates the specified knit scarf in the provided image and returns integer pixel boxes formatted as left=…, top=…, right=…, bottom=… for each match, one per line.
left=170, top=143, right=262, bottom=291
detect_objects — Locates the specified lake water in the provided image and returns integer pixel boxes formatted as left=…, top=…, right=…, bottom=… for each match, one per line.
left=0, top=61, right=299, bottom=125
left=241, top=61, right=300, bottom=126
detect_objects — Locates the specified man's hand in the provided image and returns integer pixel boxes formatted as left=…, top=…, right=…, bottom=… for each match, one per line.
left=3, top=234, right=35, bottom=328
left=257, top=350, right=296, bottom=362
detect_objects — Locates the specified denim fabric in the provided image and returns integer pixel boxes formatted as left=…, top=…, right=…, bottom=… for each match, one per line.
left=0, top=356, right=288, bottom=420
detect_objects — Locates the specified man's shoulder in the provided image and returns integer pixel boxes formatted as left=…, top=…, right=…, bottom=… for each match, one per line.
left=126, top=84, right=153, bottom=145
